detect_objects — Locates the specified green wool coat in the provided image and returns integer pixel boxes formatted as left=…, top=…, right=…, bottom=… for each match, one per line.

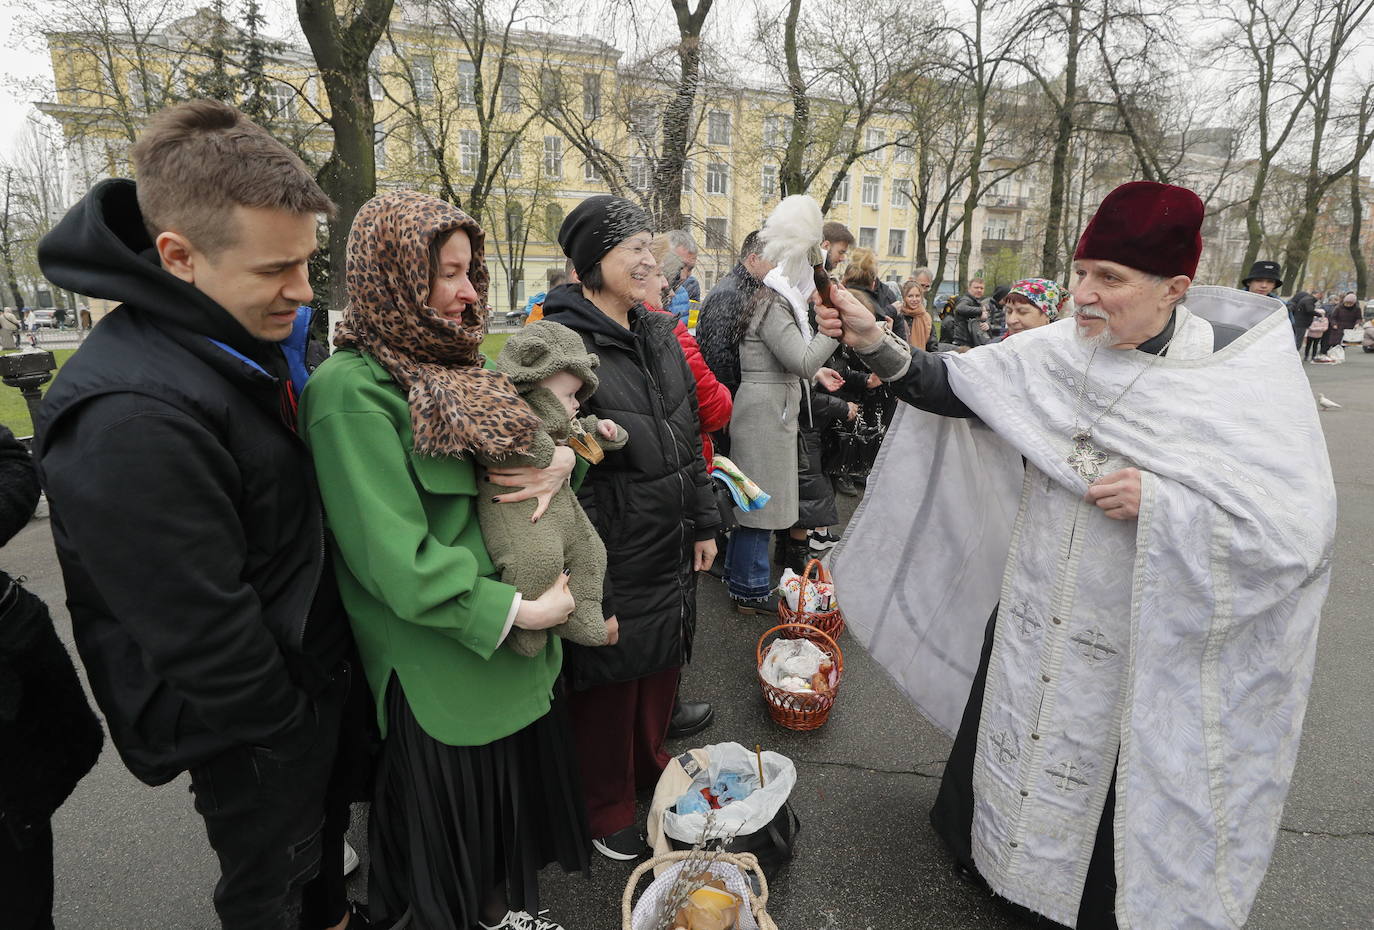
left=300, top=349, right=585, bottom=747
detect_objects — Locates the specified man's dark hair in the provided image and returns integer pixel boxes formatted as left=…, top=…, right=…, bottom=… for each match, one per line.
left=581, top=262, right=606, bottom=291
left=822, top=221, right=854, bottom=246
left=546, top=267, right=568, bottom=288
left=131, top=99, right=336, bottom=255
left=738, top=229, right=764, bottom=262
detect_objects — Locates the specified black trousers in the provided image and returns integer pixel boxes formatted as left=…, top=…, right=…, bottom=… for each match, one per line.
left=931, top=607, right=1119, bottom=930
left=1, top=819, right=54, bottom=930
left=189, top=657, right=373, bottom=930
left=1304, top=336, right=1324, bottom=360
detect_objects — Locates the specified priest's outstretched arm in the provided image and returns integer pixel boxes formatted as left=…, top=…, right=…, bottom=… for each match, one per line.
left=817, top=290, right=974, bottom=419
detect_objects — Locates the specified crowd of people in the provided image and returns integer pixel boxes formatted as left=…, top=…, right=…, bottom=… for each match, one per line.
left=0, top=96, right=1344, bottom=930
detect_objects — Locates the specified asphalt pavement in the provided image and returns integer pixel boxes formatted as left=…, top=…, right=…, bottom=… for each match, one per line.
left=5, top=351, right=1371, bottom=929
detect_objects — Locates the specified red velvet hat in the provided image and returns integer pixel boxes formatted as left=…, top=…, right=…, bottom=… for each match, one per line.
left=1073, top=181, right=1204, bottom=279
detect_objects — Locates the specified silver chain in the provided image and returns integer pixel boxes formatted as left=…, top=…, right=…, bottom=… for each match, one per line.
left=1069, top=332, right=1176, bottom=439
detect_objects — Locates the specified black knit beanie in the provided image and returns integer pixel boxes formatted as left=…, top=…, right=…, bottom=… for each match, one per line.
left=557, top=195, right=652, bottom=278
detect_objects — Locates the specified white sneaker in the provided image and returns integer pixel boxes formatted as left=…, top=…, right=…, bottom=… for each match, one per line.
left=342, top=840, right=360, bottom=877
left=506, top=911, right=567, bottom=930
left=481, top=911, right=567, bottom=930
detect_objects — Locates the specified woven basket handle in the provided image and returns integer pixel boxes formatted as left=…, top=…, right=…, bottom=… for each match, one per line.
left=795, top=557, right=831, bottom=612
left=620, top=850, right=773, bottom=929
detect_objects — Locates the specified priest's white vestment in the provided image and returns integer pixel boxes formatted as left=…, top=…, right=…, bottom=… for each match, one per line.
left=832, top=287, right=1336, bottom=928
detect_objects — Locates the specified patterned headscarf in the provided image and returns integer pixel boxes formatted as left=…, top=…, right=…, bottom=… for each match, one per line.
left=334, top=190, right=540, bottom=460
left=1007, top=277, right=1069, bottom=321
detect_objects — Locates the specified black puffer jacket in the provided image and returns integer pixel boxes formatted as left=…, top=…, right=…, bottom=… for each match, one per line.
left=0, top=424, right=103, bottom=842
left=33, top=179, right=349, bottom=786
left=543, top=286, right=718, bottom=689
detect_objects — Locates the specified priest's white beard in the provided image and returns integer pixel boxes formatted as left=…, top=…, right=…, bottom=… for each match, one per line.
left=1074, top=305, right=1117, bottom=348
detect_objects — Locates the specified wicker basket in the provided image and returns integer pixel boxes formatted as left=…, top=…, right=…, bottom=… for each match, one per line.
left=778, top=558, right=845, bottom=642
left=622, top=850, right=778, bottom=930
left=757, top=623, right=844, bottom=731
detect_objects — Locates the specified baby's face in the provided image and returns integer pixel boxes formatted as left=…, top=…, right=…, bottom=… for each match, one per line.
left=541, top=370, right=583, bottom=419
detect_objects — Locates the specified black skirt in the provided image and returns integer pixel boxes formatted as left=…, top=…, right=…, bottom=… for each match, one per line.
left=368, top=677, right=591, bottom=929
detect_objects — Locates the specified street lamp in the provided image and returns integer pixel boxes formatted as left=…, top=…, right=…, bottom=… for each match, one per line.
left=0, top=350, right=57, bottom=435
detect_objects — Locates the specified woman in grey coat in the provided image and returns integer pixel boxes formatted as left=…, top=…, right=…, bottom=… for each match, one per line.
left=723, top=196, right=844, bottom=613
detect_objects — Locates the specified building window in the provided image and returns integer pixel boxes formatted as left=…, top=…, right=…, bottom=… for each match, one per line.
left=413, top=125, right=434, bottom=171
left=763, top=115, right=785, bottom=147
left=891, top=179, right=911, bottom=208
left=858, top=226, right=877, bottom=250
left=708, top=110, right=731, bottom=146
left=374, top=124, right=387, bottom=169
left=459, top=129, right=479, bottom=174
left=459, top=61, right=477, bottom=106
left=543, top=203, right=565, bottom=240
left=539, top=68, right=561, bottom=107
left=862, top=175, right=881, bottom=208
left=629, top=156, right=651, bottom=191
left=983, top=218, right=1013, bottom=240
left=895, top=144, right=914, bottom=164
left=267, top=82, right=294, bottom=119
left=583, top=143, right=602, bottom=182
left=583, top=73, right=601, bottom=119
left=704, top=217, right=729, bottom=249
left=505, top=202, right=524, bottom=241
left=888, top=228, right=905, bottom=256
left=127, top=72, right=148, bottom=111
left=630, top=102, right=657, bottom=141
left=834, top=173, right=850, bottom=204
left=369, top=51, right=383, bottom=101
left=682, top=161, right=694, bottom=192
left=502, top=133, right=521, bottom=177
left=500, top=65, right=520, bottom=112
left=760, top=164, right=778, bottom=200
left=865, top=127, right=885, bottom=155
left=413, top=57, right=434, bottom=103
left=543, top=136, right=563, bottom=178
left=706, top=162, right=729, bottom=195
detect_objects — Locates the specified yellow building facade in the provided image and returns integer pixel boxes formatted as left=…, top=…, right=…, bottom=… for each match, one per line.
left=40, top=7, right=1023, bottom=312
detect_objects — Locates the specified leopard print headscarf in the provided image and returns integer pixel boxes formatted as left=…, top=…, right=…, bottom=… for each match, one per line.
left=335, top=190, right=540, bottom=460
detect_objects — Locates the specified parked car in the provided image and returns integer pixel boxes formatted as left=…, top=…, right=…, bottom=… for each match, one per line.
left=28, top=310, right=55, bottom=329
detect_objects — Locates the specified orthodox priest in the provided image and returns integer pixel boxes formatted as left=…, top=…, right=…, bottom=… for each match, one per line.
left=824, top=182, right=1335, bottom=929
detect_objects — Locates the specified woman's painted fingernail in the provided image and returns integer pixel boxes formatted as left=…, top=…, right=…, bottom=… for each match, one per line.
left=491, top=497, right=501, bottom=503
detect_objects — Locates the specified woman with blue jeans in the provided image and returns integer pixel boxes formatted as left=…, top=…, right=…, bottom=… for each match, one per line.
left=724, top=196, right=871, bottom=612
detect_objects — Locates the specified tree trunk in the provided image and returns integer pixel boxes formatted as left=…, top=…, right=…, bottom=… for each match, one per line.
left=1040, top=1, right=1080, bottom=279
left=653, top=0, right=715, bottom=230
left=779, top=0, right=809, bottom=198
left=1352, top=150, right=1368, bottom=300
left=297, top=0, right=395, bottom=313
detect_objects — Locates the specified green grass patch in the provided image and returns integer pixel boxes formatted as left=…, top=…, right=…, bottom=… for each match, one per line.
left=481, top=332, right=510, bottom=357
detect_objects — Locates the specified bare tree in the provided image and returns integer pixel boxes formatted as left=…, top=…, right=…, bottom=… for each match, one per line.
left=379, top=0, right=541, bottom=225
left=1278, top=2, right=1374, bottom=285
left=1351, top=103, right=1371, bottom=298
left=297, top=0, right=395, bottom=311
left=759, top=0, right=930, bottom=211
left=0, top=168, right=28, bottom=310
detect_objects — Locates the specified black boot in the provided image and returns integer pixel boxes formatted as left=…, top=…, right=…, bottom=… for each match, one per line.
left=782, top=534, right=810, bottom=576
left=668, top=693, right=714, bottom=740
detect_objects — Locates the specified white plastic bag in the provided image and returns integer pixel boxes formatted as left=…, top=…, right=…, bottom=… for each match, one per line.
left=758, top=637, right=830, bottom=692
left=661, top=742, right=797, bottom=845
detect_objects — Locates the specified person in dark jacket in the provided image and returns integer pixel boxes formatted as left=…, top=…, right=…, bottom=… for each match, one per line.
left=945, top=279, right=992, bottom=348
left=694, top=230, right=772, bottom=399
left=34, top=101, right=369, bottom=930
left=1325, top=292, right=1362, bottom=353
left=1287, top=291, right=1318, bottom=349
left=543, top=195, right=720, bottom=862
left=0, top=423, right=103, bottom=930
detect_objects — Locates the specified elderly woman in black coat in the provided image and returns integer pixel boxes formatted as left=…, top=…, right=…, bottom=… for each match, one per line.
left=542, top=196, right=719, bottom=861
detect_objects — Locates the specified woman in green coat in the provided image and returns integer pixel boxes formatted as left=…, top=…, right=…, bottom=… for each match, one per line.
left=300, top=191, right=596, bottom=930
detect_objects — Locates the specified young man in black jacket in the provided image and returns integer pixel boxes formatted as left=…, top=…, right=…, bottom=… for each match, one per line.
left=34, top=101, right=367, bottom=930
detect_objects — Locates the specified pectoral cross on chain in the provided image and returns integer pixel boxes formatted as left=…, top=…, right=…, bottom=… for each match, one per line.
left=1068, top=431, right=1109, bottom=482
